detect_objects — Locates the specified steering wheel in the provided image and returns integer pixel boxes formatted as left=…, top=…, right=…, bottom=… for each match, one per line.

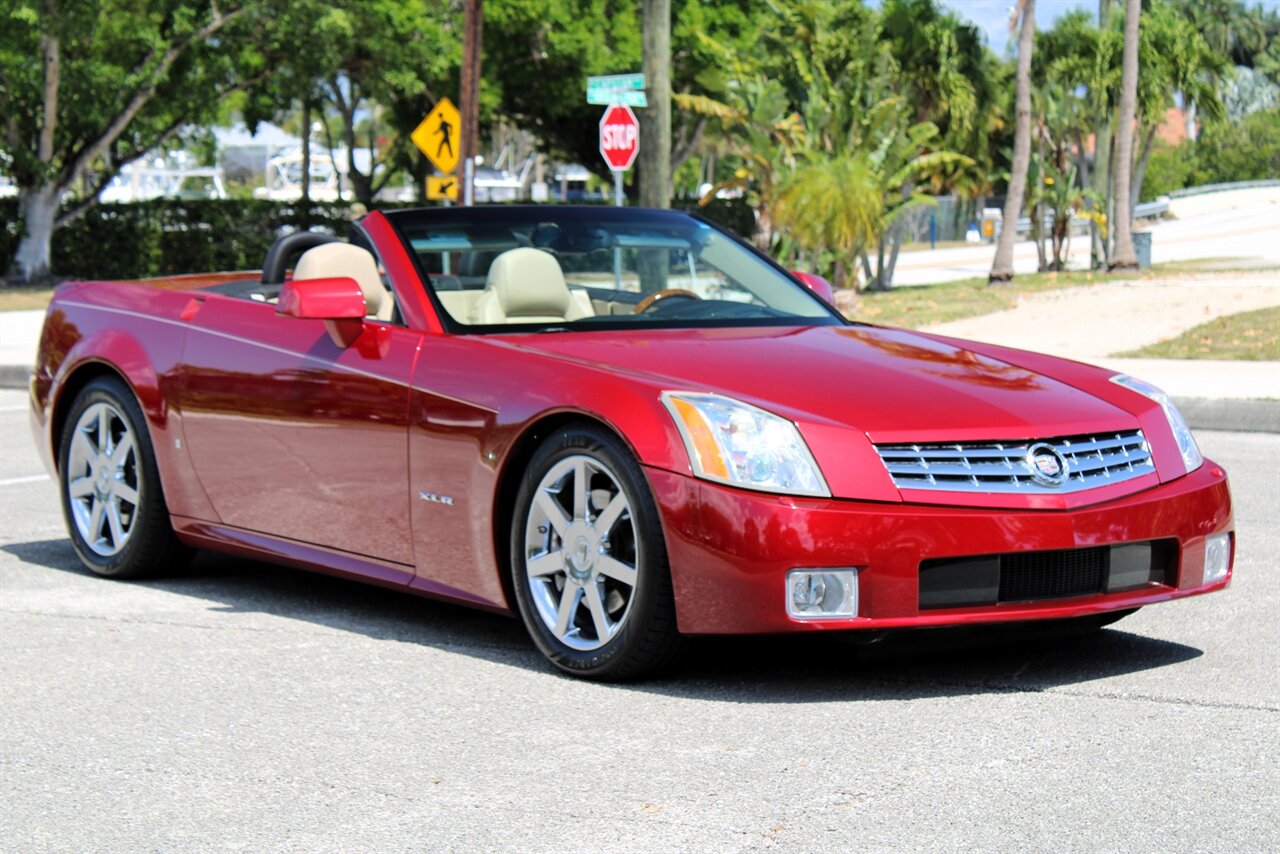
left=634, top=289, right=702, bottom=314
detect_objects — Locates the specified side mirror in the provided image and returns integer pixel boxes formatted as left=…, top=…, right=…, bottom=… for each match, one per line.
left=277, top=276, right=366, bottom=347
left=792, top=271, right=835, bottom=305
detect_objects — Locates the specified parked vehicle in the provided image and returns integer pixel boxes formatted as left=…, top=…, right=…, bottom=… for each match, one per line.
left=29, top=206, right=1233, bottom=679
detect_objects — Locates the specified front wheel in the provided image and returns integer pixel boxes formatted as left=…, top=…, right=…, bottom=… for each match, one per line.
left=510, top=425, right=681, bottom=680
left=58, top=376, right=190, bottom=578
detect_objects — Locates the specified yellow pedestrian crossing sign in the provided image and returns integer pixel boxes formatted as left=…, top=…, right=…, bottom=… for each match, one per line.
left=412, top=97, right=462, bottom=174
left=427, top=174, right=458, bottom=201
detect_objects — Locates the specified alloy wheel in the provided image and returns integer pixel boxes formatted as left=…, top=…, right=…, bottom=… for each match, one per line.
left=523, top=454, right=640, bottom=651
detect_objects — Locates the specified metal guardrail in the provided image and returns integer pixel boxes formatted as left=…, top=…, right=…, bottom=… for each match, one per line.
left=1168, top=179, right=1280, bottom=198
left=1014, top=198, right=1170, bottom=236
left=1134, top=199, right=1170, bottom=219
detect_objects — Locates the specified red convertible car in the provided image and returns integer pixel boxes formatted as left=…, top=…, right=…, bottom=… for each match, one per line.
left=29, top=206, right=1233, bottom=679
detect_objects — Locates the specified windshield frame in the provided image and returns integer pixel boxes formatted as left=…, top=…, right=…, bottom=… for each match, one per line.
left=381, top=205, right=848, bottom=335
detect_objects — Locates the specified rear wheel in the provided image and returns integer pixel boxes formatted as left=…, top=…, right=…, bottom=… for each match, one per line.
left=58, top=377, right=190, bottom=578
left=511, top=425, right=681, bottom=680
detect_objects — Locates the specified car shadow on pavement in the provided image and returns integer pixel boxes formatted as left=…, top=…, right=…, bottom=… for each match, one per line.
left=5, top=538, right=1203, bottom=702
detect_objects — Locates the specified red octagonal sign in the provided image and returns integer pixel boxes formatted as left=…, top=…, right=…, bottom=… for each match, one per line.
left=599, top=104, right=640, bottom=172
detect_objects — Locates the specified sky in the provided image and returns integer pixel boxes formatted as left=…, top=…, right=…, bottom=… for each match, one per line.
left=935, top=0, right=1280, bottom=54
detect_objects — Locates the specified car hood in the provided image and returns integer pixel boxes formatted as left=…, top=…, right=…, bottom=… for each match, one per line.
left=502, top=324, right=1136, bottom=443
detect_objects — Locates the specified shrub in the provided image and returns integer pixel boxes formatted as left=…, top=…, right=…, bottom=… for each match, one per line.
left=1141, top=141, right=1197, bottom=199
left=1190, top=106, right=1280, bottom=185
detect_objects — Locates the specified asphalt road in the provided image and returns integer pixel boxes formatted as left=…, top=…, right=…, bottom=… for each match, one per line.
left=2, top=387, right=1277, bottom=852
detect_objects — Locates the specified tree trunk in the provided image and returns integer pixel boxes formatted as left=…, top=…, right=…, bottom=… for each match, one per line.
left=1090, top=0, right=1114, bottom=269
left=8, top=186, right=59, bottom=283
left=990, top=0, right=1035, bottom=285
left=7, top=0, right=61, bottom=284
left=1109, top=0, right=1141, bottom=272
left=1130, top=125, right=1157, bottom=223
left=300, top=100, right=312, bottom=206
left=1034, top=126, right=1047, bottom=272
left=867, top=235, right=889, bottom=292
left=639, top=0, right=672, bottom=208
left=858, top=250, right=875, bottom=291
left=1103, top=132, right=1115, bottom=265
left=1074, top=131, right=1090, bottom=189
left=884, top=231, right=904, bottom=289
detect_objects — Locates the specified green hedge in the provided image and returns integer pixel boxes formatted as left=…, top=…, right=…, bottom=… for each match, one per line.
left=1, top=196, right=756, bottom=281
left=1, top=199, right=355, bottom=281
left=1141, top=106, right=1280, bottom=200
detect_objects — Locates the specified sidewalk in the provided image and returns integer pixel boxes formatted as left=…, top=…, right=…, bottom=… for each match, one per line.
left=3, top=298, right=1276, bottom=431
left=0, top=309, right=42, bottom=392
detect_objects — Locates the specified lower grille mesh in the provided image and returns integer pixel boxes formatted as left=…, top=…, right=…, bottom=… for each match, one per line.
left=918, top=540, right=1177, bottom=609
left=999, top=547, right=1107, bottom=601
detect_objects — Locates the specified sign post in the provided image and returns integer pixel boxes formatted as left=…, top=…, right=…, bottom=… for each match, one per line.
left=599, top=103, right=639, bottom=208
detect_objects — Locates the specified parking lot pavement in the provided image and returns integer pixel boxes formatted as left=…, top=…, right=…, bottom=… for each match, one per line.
left=2, top=387, right=1278, bottom=851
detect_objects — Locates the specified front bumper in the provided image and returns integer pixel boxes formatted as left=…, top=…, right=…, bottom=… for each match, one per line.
left=647, top=459, right=1233, bottom=635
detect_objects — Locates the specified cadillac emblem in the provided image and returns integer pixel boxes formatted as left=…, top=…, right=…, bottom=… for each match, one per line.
left=1025, top=443, right=1070, bottom=487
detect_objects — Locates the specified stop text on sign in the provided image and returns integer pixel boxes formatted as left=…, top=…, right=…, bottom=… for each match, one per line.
left=599, top=104, right=640, bottom=172
left=601, top=124, right=637, bottom=152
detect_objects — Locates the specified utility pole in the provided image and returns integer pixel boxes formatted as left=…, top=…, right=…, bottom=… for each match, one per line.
left=639, top=0, right=670, bottom=208
left=460, top=0, right=483, bottom=205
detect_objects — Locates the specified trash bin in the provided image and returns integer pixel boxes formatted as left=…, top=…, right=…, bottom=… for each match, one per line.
left=1133, top=231, right=1152, bottom=269
left=981, top=207, right=1003, bottom=243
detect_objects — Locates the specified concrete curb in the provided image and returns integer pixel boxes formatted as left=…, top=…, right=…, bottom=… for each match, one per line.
left=0, top=365, right=28, bottom=392
left=1174, top=397, right=1280, bottom=434
left=4, top=363, right=1275, bottom=433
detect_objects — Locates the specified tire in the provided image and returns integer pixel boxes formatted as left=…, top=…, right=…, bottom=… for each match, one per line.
left=510, top=424, right=682, bottom=681
left=57, top=376, right=191, bottom=579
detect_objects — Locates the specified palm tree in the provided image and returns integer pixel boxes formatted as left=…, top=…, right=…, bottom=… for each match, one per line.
left=775, top=108, right=972, bottom=291
left=989, top=0, right=1035, bottom=284
left=1130, top=2, right=1227, bottom=220
left=1036, top=8, right=1123, bottom=267
left=1109, top=0, right=1141, bottom=272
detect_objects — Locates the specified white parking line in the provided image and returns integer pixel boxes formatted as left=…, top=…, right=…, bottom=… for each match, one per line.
left=0, top=474, right=50, bottom=486
left=0, top=406, right=30, bottom=413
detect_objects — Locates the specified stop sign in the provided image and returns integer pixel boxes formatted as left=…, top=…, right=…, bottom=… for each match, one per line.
left=599, top=104, right=640, bottom=171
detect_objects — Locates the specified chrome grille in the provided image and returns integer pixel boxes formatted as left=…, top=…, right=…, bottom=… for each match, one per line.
left=874, top=430, right=1155, bottom=494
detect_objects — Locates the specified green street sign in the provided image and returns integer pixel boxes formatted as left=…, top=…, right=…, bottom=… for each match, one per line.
left=587, top=73, right=646, bottom=106
left=587, top=73, right=645, bottom=92
left=587, top=89, right=648, bottom=107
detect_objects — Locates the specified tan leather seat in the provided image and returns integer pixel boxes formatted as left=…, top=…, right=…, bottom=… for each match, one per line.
left=294, top=243, right=394, bottom=322
left=471, top=247, right=593, bottom=324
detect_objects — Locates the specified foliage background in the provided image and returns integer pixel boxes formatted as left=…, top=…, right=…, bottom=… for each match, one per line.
left=0, top=197, right=755, bottom=281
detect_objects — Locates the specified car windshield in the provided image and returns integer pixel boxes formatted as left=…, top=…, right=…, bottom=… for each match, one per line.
left=384, top=206, right=842, bottom=332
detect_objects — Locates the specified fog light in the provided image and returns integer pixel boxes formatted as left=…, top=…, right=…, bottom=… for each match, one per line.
left=787, top=569, right=857, bottom=620
left=1204, top=533, right=1232, bottom=584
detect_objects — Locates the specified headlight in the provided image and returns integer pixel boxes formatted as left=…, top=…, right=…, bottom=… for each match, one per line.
left=661, top=392, right=830, bottom=497
left=1110, top=374, right=1203, bottom=474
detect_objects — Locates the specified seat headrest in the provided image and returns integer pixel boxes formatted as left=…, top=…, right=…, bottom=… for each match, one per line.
left=484, top=247, right=570, bottom=319
left=294, top=243, right=384, bottom=318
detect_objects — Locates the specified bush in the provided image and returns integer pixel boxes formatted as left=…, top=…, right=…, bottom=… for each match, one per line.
left=1141, top=142, right=1197, bottom=200
left=2, top=196, right=757, bottom=281
left=1191, top=105, right=1280, bottom=185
